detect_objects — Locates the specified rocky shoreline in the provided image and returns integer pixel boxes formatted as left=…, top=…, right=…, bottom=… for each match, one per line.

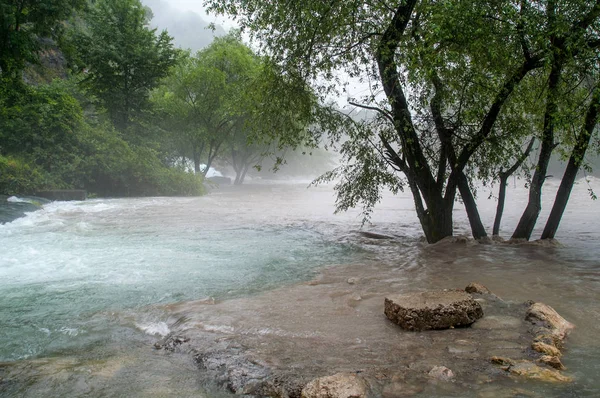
left=155, top=260, right=576, bottom=397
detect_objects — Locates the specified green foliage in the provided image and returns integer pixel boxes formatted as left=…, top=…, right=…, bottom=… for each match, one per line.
left=0, top=155, right=49, bottom=195
left=0, top=0, right=84, bottom=81
left=73, top=0, right=178, bottom=131
left=0, top=79, right=83, bottom=179
left=75, top=123, right=205, bottom=196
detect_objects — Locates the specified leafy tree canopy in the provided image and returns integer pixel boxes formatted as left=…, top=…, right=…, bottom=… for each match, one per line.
left=206, top=0, right=600, bottom=242
left=73, top=0, right=177, bottom=132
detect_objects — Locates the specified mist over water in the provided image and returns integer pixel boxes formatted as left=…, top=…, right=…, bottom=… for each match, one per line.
left=1, top=178, right=599, bottom=396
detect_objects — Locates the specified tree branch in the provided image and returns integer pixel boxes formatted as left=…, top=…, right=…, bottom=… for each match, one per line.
left=348, top=100, right=394, bottom=124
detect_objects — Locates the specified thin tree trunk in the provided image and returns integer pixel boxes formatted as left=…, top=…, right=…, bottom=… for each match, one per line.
left=541, top=84, right=600, bottom=239
left=512, top=56, right=562, bottom=240
left=493, top=175, right=509, bottom=236
left=203, top=140, right=223, bottom=177
left=237, top=164, right=250, bottom=185
left=493, top=137, right=535, bottom=235
left=457, top=172, right=487, bottom=240
left=193, top=147, right=201, bottom=174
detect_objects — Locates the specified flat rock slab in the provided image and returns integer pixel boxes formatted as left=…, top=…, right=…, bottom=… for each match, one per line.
left=385, top=290, right=483, bottom=331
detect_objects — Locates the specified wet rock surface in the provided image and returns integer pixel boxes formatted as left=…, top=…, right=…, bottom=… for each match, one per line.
left=384, top=290, right=484, bottom=331
left=154, top=271, right=575, bottom=398
left=301, top=373, right=369, bottom=398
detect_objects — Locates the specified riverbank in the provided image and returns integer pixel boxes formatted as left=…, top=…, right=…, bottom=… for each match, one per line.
left=152, top=237, right=586, bottom=397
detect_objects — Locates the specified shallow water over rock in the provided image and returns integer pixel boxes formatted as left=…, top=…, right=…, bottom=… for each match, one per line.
left=1, top=179, right=599, bottom=397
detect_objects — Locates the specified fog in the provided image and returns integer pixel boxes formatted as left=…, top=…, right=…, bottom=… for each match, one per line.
left=141, top=0, right=230, bottom=51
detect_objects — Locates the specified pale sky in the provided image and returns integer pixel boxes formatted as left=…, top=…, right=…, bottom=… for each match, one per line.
left=163, top=0, right=237, bottom=29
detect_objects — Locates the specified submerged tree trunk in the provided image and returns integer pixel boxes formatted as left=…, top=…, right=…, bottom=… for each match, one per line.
left=457, top=172, right=487, bottom=240
left=493, top=138, right=535, bottom=236
left=541, top=84, right=600, bottom=239
left=512, top=57, right=562, bottom=240
left=493, top=175, right=509, bottom=237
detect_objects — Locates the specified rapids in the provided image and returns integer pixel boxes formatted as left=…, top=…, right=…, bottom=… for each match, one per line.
left=0, top=178, right=599, bottom=397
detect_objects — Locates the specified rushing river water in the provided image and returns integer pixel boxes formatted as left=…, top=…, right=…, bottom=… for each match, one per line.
left=0, top=178, right=599, bottom=397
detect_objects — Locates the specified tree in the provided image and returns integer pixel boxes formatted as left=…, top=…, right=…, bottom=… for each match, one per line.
left=73, top=0, right=177, bottom=131
left=512, top=1, right=600, bottom=240
left=153, top=34, right=318, bottom=180
left=541, top=78, right=600, bottom=239
left=228, top=59, right=321, bottom=184
left=152, top=34, right=256, bottom=174
left=207, top=0, right=600, bottom=243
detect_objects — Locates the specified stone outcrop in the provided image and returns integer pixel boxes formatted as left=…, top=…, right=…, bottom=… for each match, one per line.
left=526, top=302, right=574, bottom=343
left=301, top=373, right=369, bottom=398
left=384, top=290, right=483, bottom=331
left=490, top=301, right=574, bottom=383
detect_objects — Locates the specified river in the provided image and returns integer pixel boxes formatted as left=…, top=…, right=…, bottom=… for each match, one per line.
left=0, top=178, right=599, bottom=396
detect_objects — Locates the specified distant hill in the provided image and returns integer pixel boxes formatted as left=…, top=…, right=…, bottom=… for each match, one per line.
left=142, top=0, right=226, bottom=52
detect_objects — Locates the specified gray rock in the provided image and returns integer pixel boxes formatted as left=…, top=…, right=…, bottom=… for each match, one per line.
left=428, top=366, right=454, bottom=381
left=384, top=290, right=483, bottom=331
left=301, top=373, right=369, bottom=398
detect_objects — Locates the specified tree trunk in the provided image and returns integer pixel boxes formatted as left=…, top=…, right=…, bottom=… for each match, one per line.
left=203, top=140, right=223, bottom=177
left=493, top=175, right=509, bottom=236
left=493, top=138, right=535, bottom=235
left=541, top=84, right=600, bottom=239
left=512, top=56, right=562, bottom=240
left=420, top=197, right=454, bottom=243
left=457, top=172, right=487, bottom=240
left=193, top=146, right=201, bottom=174
left=235, top=164, right=250, bottom=185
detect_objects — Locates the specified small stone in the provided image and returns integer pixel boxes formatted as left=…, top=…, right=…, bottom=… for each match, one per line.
left=538, top=355, right=566, bottom=370
left=301, top=373, right=369, bottom=398
left=531, top=342, right=561, bottom=357
left=347, top=277, right=360, bottom=285
left=384, top=290, right=483, bottom=331
left=428, top=366, right=454, bottom=381
left=465, top=282, right=491, bottom=294
left=490, top=356, right=515, bottom=366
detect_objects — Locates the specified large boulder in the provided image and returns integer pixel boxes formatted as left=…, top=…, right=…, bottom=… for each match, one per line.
left=384, top=290, right=483, bottom=331
left=301, top=373, right=369, bottom=398
left=525, top=302, right=574, bottom=343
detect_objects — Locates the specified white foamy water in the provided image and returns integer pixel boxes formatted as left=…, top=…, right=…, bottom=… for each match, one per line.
left=0, top=179, right=599, bottom=397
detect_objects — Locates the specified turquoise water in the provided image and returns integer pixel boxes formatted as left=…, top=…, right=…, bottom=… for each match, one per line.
left=0, top=193, right=356, bottom=362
